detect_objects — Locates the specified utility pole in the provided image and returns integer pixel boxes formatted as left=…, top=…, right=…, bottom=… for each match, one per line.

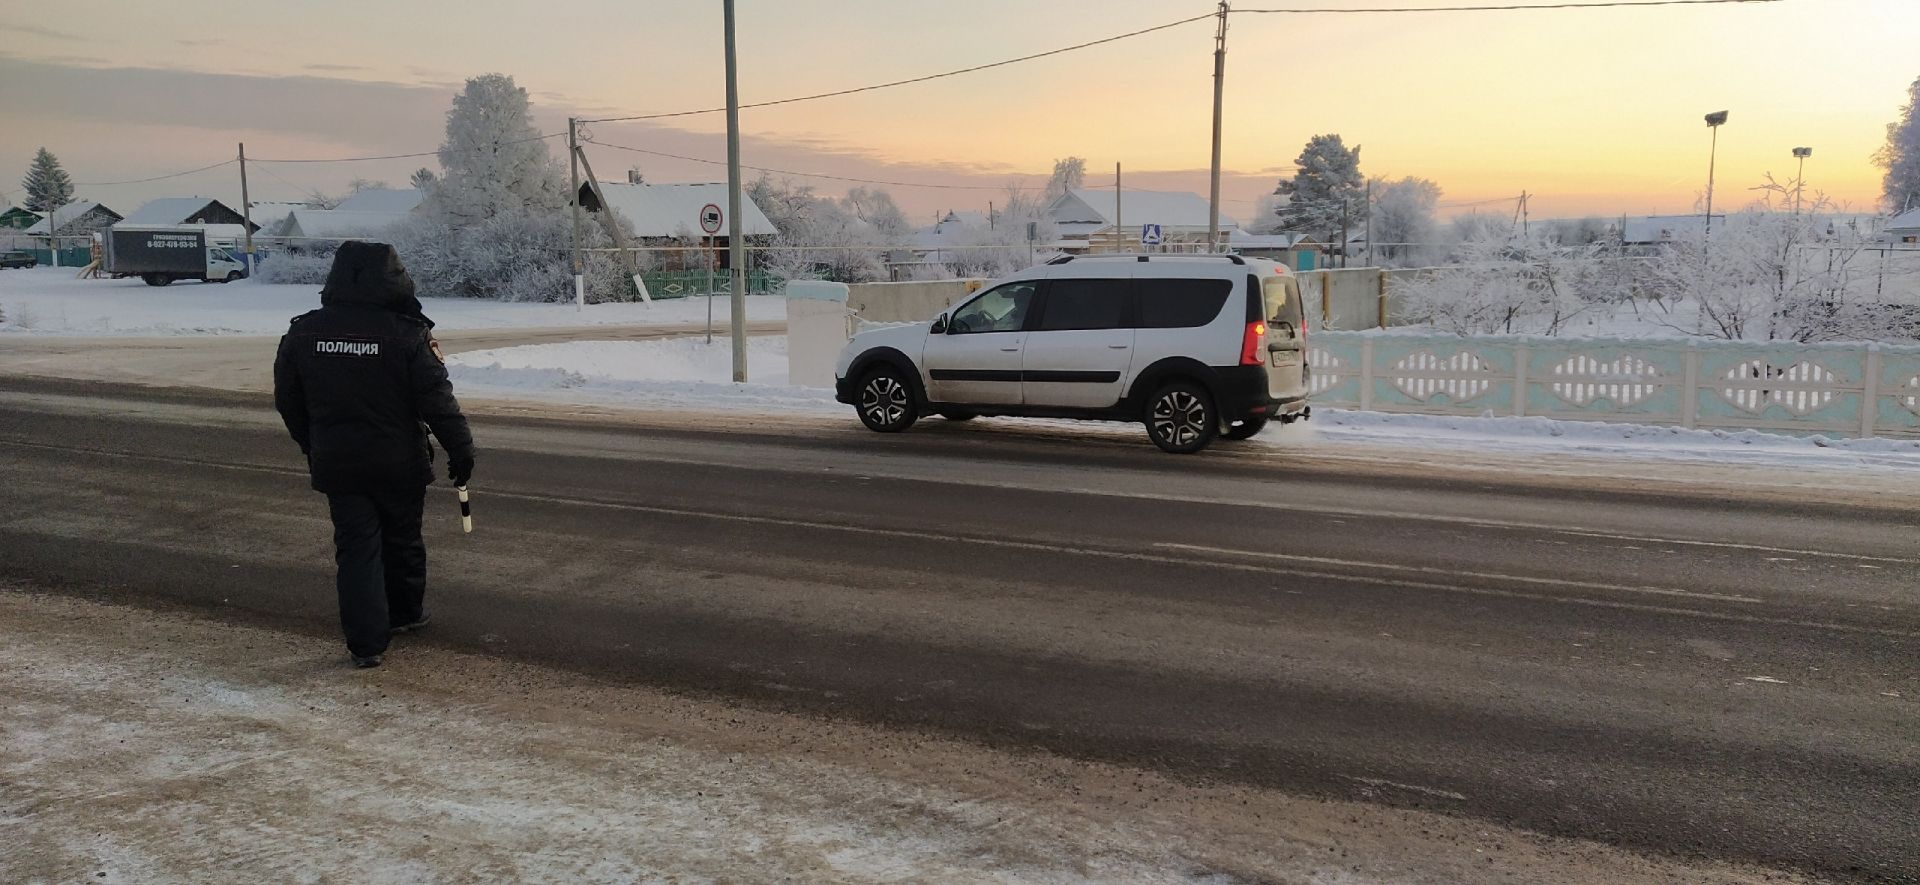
left=1791, top=146, right=1812, bottom=216
left=567, top=117, right=585, bottom=312
left=988, top=200, right=994, bottom=230
left=1521, top=190, right=1530, bottom=239
left=238, top=142, right=255, bottom=271
left=1206, top=0, right=1229, bottom=253
left=1364, top=178, right=1373, bottom=267
left=724, top=0, right=747, bottom=382
left=1339, top=198, right=1349, bottom=268
left=1703, top=111, right=1728, bottom=246
left=1115, top=162, right=1123, bottom=253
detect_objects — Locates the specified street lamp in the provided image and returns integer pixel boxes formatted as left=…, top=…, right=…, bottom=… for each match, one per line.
left=1703, top=111, right=1729, bottom=241
left=1791, top=146, right=1812, bottom=215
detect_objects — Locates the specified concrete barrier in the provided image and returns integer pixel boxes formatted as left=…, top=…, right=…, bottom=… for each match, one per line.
left=1308, top=331, right=1920, bottom=439
left=784, top=280, right=850, bottom=388
left=846, top=279, right=983, bottom=325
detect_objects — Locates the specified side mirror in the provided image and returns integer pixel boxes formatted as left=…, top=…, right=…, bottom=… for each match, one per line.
left=930, top=315, right=948, bottom=335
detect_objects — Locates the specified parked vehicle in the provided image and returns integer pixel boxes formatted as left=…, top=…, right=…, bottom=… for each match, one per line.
left=833, top=253, right=1311, bottom=453
left=0, top=250, right=37, bottom=269
left=104, top=226, right=248, bottom=286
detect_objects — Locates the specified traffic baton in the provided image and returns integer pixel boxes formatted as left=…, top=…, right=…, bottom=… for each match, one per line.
left=456, top=485, right=472, bottom=534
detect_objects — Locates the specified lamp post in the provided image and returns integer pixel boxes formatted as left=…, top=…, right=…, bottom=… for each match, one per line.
left=1791, top=146, right=1812, bottom=215
left=1703, top=110, right=1728, bottom=241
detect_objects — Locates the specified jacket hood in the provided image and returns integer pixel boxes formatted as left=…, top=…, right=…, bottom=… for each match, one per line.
left=320, top=241, right=430, bottom=325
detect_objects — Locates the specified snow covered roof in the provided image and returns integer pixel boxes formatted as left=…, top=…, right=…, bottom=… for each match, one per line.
left=334, top=188, right=426, bottom=214
left=1049, top=188, right=1239, bottom=230
left=1228, top=230, right=1314, bottom=248
left=585, top=182, right=777, bottom=238
left=1621, top=214, right=1723, bottom=244
left=1888, top=208, right=1920, bottom=233
left=246, top=201, right=312, bottom=231
left=23, top=201, right=119, bottom=235
left=280, top=209, right=406, bottom=240
left=119, top=197, right=245, bottom=226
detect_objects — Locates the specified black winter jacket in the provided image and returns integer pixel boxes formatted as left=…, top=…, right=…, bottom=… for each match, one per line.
left=273, top=242, right=474, bottom=494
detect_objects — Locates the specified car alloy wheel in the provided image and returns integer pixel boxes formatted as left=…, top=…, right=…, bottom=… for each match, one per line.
left=857, top=368, right=918, bottom=433
left=1146, top=382, right=1217, bottom=454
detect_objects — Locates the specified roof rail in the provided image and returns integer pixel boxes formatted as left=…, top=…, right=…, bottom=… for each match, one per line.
left=1060, top=252, right=1247, bottom=265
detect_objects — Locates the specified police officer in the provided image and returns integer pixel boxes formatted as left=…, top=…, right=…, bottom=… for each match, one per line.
left=273, top=241, right=475, bottom=669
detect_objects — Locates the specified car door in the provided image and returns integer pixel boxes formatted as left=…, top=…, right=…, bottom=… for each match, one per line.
left=921, top=279, right=1037, bottom=405
left=1021, top=274, right=1135, bottom=409
left=1257, top=272, right=1309, bottom=402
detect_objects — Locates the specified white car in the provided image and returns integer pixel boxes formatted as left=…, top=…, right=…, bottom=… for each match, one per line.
left=833, top=253, right=1311, bottom=453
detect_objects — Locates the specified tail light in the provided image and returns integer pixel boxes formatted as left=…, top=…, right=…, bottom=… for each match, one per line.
left=1240, top=321, right=1266, bottom=366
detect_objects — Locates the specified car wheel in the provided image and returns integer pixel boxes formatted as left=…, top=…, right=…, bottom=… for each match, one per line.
left=142, top=274, right=172, bottom=287
left=1144, top=381, right=1217, bottom=454
left=223, top=271, right=243, bottom=283
left=938, top=411, right=977, bottom=422
left=857, top=365, right=919, bottom=433
left=1221, top=415, right=1270, bottom=441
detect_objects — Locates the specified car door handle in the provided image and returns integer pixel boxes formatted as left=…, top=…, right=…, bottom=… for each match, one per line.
left=1107, top=344, right=1130, bottom=349
left=1001, top=346, right=1020, bottom=352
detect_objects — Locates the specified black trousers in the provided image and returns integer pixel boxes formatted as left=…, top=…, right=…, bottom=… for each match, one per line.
left=326, top=485, right=428, bottom=658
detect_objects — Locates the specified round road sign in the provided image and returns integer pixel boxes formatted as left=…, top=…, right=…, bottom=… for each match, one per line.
left=700, top=203, right=724, bottom=235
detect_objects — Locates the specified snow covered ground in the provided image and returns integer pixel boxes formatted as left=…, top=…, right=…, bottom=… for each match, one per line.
left=447, top=336, right=1920, bottom=472
left=0, top=267, right=783, bottom=336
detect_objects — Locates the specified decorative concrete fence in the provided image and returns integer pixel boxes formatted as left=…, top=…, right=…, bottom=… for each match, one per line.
left=1307, top=332, right=1920, bottom=439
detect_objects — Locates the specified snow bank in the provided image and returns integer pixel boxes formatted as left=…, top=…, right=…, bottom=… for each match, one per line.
left=0, top=267, right=783, bottom=336
left=448, top=336, right=839, bottom=415
left=443, top=336, right=1920, bottom=473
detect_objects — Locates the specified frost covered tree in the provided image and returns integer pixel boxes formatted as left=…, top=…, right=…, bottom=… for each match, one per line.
left=747, top=175, right=887, bottom=283
left=409, top=167, right=437, bottom=190
left=425, top=73, right=564, bottom=224
left=1368, top=177, right=1441, bottom=266
left=1044, top=157, right=1086, bottom=202
left=20, top=148, right=74, bottom=213
left=1644, top=183, right=1896, bottom=342
left=1396, top=224, right=1608, bottom=336
left=1274, top=135, right=1364, bottom=242
left=1876, top=75, right=1920, bottom=214
left=842, top=187, right=910, bottom=243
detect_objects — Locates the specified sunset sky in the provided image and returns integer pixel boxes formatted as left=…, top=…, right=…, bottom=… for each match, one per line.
left=3, top=0, right=1915, bottom=224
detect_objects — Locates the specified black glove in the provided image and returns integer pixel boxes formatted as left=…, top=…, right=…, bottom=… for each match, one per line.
left=448, top=456, right=474, bottom=487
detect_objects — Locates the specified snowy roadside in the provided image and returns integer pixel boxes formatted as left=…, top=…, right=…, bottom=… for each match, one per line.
left=0, top=590, right=1806, bottom=885
left=447, top=336, right=1920, bottom=475
left=0, top=267, right=783, bottom=336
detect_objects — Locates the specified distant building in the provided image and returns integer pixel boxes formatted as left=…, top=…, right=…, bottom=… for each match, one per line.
left=1621, top=214, right=1724, bottom=247
left=274, top=209, right=409, bottom=246
left=579, top=181, right=777, bottom=240
left=333, top=188, right=427, bottom=215
left=245, top=201, right=315, bottom=236
left=23, top=201, right=123, bottom=241
left=1887, top=208, right=1920, bottom=245
left=0, top=206, right=41, bottom=230
left=118, top=196, right=255, bottom=230
left=1226, top=230, right=1321, bottom=270
left=1046, top=188, right=1239, bottom=253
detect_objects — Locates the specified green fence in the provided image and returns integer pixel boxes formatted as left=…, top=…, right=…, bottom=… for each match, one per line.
left=15, top=247, right=93, bottom=267
left=639, top=269, right=779, bottom=299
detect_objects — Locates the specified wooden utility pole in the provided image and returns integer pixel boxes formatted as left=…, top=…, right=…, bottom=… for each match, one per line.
left=567, top=117, right=585, bottom=311
left=237, top=142, right=255, bottom=270
left=1206, top=0, right=1229, bottom=253
left=724, top=0, right=747, bottom=382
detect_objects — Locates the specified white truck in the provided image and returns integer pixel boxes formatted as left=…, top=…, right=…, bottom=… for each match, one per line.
left=105, top=226, right=249, bottom=287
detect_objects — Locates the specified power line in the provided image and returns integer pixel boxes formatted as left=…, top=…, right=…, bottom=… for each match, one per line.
left=251, top=132, right=565, bottom=164
left=580, top=12, right=1218, bottom=124
left=1238, top=0, right=1778, bottom=12
left=580, top=137, right=1042, bottom=191
left=72, top=159, right=236, bottom=187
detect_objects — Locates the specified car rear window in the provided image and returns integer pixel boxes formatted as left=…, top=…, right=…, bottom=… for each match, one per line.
left=1135, top=279, right=1231, bottom=329
left=1039, top=279, right=1129, bottom=330
left=1261, top=274, right=1304, bottom=325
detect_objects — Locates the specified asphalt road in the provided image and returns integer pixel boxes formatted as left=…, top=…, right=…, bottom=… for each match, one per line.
left=1, top=375, right=1915, bottom=882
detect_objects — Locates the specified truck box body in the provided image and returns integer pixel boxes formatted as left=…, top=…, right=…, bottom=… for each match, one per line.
left=106, top=227, right=210, bottom=275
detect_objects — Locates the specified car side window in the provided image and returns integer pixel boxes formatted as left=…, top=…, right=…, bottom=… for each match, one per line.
left=949, top=281, right=1036, bottom=334
left=1135, top=278, right=1232, bottom=329
left=1038, top=279, right=1128, bottom=331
